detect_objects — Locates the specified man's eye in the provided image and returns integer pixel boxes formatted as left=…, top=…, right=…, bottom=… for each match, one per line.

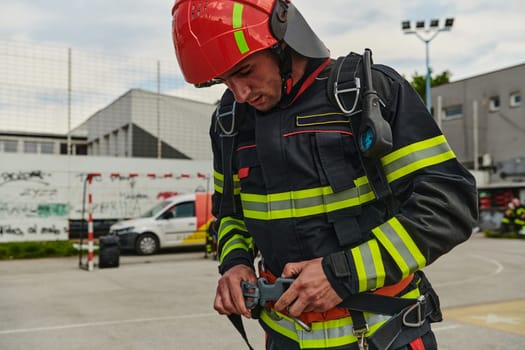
left=238, top=68, right=251, bottom=76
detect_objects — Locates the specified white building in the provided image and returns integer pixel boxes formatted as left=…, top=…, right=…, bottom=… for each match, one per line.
left=75, top=89, right=217, bottom=160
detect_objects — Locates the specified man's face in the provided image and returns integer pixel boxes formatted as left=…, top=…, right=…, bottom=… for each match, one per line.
left=217, top=50, right=282, bottom=112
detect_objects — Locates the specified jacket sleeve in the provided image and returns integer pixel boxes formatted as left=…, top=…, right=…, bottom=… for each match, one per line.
left=323, top=65, right=479, bottom=298
left=210, top=90, right=256, bottom=275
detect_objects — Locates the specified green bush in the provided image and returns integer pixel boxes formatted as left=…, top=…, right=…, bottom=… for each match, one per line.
left=0, top=241, right=80, bottom=260
left=483, top=230, right=525, bottom=239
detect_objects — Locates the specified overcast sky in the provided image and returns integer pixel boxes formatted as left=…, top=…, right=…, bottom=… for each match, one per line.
left=2, top=0, right=524, bottom=81
left=1, top=0, right=524, bottom=133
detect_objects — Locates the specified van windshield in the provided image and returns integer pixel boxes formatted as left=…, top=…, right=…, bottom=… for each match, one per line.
left=140, top=201, right=171, bottom=218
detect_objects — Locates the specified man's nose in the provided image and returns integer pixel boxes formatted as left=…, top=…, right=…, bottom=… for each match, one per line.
left=228, top=79, right=250, bottom=103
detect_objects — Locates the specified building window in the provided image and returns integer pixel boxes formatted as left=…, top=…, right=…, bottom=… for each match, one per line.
left=510, top=92, right=521, bottom=108
left=489, top=96, right=500, bottom=112
left=60, top=143, right=68, bottom=155
left=443, top=105, right=463, bottom=120
left=103, top=134, right=110, bottom=156
left=1, top=139, right=18, bottom=153
left=40, top=142, right=54, bottom=154
left=113, top=130, right=119, bottom=156
left=24, top=141, right=38, bottom=153
left=75, top=144, right=87, bottom=155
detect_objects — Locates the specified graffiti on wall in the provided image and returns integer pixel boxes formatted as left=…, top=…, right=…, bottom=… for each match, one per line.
left=0, top=169, right=210, bottom=242
left=0, top=170, right=68, bottom=242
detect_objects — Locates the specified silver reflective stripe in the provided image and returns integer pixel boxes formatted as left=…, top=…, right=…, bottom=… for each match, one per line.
left=260, top=309, right=391, bottom=348
left=351, top=239, right=385, bottom=292
left=241, top=179, right=374, bottom=220
left=381, top=135, right=455, bottom=183
left=372, top=218, right=426, bottom=278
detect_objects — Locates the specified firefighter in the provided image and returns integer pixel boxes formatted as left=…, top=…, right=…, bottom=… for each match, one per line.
left=205, top=219, right=218, bottom=260
left=500, top=198, right=518, bottom=233
left=171, top=1, right=478, bottom=349
left=517, top=200, right=525, bottom=234
left=500, top=197, right=525, bottom=234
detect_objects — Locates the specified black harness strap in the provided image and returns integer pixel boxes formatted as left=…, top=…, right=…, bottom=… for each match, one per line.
left=215, top=91, right=256, bottom=349
left=336, top=271, right=442, bottom=350
left=328, top=50, right=394, bottom=214
left=215, top=90, right=238, bottom=215
left=227, top=314, right=254, bottom=350
left=327, top=52, right=362, bottom=116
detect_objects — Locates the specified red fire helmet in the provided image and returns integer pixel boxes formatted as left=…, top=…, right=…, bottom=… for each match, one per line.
left=171, top=0, right=329, bottom=85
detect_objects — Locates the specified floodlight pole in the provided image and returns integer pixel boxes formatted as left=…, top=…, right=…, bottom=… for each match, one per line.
left=402, top=20, right=453, bottom=112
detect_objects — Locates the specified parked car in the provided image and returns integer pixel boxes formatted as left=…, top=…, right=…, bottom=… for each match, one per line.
left=109, top=193, right=213, bottom=255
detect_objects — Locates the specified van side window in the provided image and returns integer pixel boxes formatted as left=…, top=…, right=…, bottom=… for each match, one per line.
left=172, top=201, right=195, bottom=218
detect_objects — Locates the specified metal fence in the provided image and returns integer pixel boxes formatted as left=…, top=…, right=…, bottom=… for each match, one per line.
left=0, top=40, right=224, bottom=158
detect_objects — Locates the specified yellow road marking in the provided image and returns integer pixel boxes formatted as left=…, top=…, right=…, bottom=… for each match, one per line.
left=444, top=299, right=525, bottom=336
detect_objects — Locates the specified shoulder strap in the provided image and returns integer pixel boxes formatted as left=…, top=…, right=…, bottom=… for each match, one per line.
left=327, top=49, right=394, bottom=211
left=214, top=89, right=238, bottom=215
left=215, top=93, right=255, bottom=349
left=327, top=51, right=362, bottom=115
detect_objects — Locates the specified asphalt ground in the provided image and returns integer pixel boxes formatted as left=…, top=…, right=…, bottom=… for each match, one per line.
left=1, top=233, right=524, bottom=350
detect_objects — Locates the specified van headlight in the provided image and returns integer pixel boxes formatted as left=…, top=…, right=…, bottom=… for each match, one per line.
left=112, top=226, right=135, bottom=235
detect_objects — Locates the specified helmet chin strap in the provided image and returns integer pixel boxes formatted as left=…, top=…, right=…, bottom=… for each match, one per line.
left=271, top=44, right=293, bottom=96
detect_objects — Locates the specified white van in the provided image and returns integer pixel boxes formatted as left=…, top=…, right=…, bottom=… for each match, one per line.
left=109, top=193, right=213, bottom=255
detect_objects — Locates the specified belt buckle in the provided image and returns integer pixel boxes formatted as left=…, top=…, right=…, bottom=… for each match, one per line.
left=352, top=324, right=369, bottom=350
left=402, top=295, right=426, bottom=327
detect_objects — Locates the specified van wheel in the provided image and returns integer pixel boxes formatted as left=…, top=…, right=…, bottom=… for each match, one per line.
left=135, top=233, right=159, bottom=255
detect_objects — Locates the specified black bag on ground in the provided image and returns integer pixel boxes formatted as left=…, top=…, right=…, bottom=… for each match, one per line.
left=98, top=235, right=120, bottom=268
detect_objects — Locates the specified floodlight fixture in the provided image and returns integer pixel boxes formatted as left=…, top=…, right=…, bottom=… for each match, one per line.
left=401, top=17, right=455, bottom=111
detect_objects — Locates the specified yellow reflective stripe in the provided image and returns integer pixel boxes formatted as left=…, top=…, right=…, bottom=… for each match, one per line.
left=213, top=169, right=224, bottom=193
left=213, top=169, right=240, bottom=195
left=232, top=3, right=249, bottom=54
left=372, top=218, right=426, bottom=278
left=219, top=234, right=253, bottom=263
left=241, top=176, right=374, bottom=220
left=381, top=135, right=456, bottom=183
left=230, top=135, right=455, bottom=221
left=217, top=217, right=251, bottom=263
left=351, top=239, right=385, bottom=292
left=260, top=310, right=389, bottom=349
left=402, top=287, right=421, bottom=299
left=217, top=217, right=247, bottom=246
left=355, top=175, right=376, bottom=203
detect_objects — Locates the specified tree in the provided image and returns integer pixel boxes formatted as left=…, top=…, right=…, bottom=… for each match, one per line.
left=410, top=69, right=452, bottom=101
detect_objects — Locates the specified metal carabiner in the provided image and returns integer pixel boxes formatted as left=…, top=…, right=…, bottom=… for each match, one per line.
left=215, top=100, right=237, bottom=136
left=402, top=295, right=426, bottom=328
left=353, top=324, right=369, bottom=350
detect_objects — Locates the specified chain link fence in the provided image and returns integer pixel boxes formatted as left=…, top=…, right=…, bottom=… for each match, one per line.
left=0, top=40, right=226, bottom=159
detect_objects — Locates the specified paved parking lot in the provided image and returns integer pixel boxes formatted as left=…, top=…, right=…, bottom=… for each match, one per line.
left=1, top=234, right=524, bottom=350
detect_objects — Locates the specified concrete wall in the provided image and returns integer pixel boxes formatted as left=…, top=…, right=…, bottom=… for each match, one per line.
left=0, top=153, right=212, bottom=243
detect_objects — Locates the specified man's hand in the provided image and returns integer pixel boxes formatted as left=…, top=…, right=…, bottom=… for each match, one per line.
left=274, top=258, right=342, bottom=317
left=214, top=264, right=257, bottom=318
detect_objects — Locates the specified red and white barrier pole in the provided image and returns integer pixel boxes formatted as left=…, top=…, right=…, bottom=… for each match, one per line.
left=83, top=172, right=209, bottom=271
left=86, top=173, right=100, bottom=271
